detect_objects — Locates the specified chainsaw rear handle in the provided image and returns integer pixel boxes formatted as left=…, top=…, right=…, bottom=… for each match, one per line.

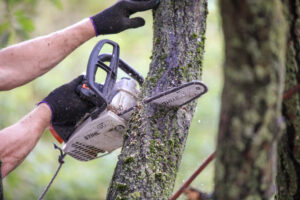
left=98, top=53, right=144, bottom=86
left=86, top=39, right=120, bottom=109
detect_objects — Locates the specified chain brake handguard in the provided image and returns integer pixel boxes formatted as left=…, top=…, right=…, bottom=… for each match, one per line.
left=98, top=53, right=144, bottom=87
left=76, top=39, right=119, bottom=115
left=77, top=40, right=144, bottom=115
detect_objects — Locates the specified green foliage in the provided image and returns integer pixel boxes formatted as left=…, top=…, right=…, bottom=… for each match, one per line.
left=14, top=10, right=35, bottom=32
left=49, top=0, right=63, bottom=9
left=0, top=23, right=10, bottom=47
left=0, top=0, right=62, bottom=47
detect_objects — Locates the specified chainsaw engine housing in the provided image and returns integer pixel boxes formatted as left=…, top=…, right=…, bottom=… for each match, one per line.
left=63, top=78, right=139, bottom=161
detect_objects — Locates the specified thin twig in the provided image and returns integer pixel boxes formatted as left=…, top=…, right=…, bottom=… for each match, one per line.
left=283, top=83, right=300, bottom=100
left=169, top=152, right=215, bottom=200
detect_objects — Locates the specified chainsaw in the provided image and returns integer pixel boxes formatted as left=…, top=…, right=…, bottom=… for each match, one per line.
left=50, top=39, right=208, bottom=162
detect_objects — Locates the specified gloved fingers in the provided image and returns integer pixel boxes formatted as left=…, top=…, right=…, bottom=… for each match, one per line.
left=127, top=17, right=146, bottom=29
left=126, top=0, right=160, bottom=13
left=68, top=75, right=84, bottom=89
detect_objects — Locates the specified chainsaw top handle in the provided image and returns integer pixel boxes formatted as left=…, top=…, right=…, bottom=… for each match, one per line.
left=86, top=39, right=120, bottom=109
left=98, top=53, right=144, bottom=86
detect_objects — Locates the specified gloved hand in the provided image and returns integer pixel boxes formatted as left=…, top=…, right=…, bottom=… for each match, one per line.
left=90, top=0, right=160, bottom=35
left=40, top=75, right=96, bottom=142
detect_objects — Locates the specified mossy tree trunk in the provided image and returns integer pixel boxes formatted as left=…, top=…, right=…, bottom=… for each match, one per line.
left=276, top=0, right=300, bottom=199
left=106, top=0, right=208, bottom=199
left=214, top=1, right=287, bottom=199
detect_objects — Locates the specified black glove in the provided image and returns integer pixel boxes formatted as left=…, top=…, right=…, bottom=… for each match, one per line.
left=90, top=0, right=160, bottom=35
left=40, top=75, right=96, bottom=142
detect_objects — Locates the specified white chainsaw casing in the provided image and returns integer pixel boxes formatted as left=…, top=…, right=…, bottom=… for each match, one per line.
left=63, top=111, right=126, bottom=161
left=63, top=78, right=139, bottom=161
left=110, top=78, right=139, bottom=120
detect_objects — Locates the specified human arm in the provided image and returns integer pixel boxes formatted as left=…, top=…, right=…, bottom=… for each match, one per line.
left=0, top=103, right=51, bottom=177
left=0, top=18, right=95, bottom=91
left=0, top=75, right=96, bottom=177
left=0, top=0, right=159, bottom=91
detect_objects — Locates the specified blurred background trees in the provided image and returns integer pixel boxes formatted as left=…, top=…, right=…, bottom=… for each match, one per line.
left=0, top=0, right=223, bottom=199
left=215, top=0, right=287, bottom=199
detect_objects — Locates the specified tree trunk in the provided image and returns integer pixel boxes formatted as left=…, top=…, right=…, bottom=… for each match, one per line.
left=276, top=0, right=300, bottom=199
left=215, top=1, right=287, bottom=199
left=106, top=1, right=208, bottom=199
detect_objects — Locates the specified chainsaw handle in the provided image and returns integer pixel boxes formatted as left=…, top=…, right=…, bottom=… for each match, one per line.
left=86, top=39, right=120, bottom=108
left=98, top=53, right=144, bottom=86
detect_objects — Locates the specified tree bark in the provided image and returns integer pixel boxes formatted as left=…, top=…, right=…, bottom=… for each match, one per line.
left=215, top=1, right=287, bottom=199
left=106, top=0, right=208, bottom=199
left=276, top=0, right=300, bottom=199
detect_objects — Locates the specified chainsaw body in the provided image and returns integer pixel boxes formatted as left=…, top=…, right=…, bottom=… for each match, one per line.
left=64, top=78, right=139, bottom=161
left=60, top=39, right=143, bottom=161
left=53, top=39, right=208, bottom=162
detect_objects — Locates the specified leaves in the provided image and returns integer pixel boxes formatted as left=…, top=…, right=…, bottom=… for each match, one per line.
left=0, top=0, right=61, bottom=47
left=0, top=31, right=10, bottom=48
left=49, top=0, right=63, bottom=9
left=14, top=10, right=35, bottom=32
left=0, top=22, right=11, bottom=48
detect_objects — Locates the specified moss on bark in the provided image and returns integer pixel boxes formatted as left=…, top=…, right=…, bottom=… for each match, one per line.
left=215, top=1, right=287, bottom=199
left=106, top=0, right=208, bottom=199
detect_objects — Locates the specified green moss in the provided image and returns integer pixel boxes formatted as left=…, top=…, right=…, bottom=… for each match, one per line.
left=153, top=129, right=160, bottom=138
left=155, top=37, right=161, bottom=45
left=148, top=76, right=157, bottom=84
left=192, top=33, right=198, bottom=39
left=155, top=172, right=165, bottom=181
left=195, top=33, right=206, bottom=77
left=139, top=171, right=146, bottom=179
left=149, top=140, right=156, bottom=153
left=168, top=139, right=175, bottom=151
left=160, top=54, right=167, bottom=60
left=129, top=191, right=141, bottom=199
left=147, top=65, right=165, bottom=86
left=182, top=65, right=187, bottom=74
left=116, top=195, right=128, bottom=200
left=124, top=156, right=135, bottom=164
left=175, top=65, right=188, bottom=80
left=116, top=183, right=129, bottom=192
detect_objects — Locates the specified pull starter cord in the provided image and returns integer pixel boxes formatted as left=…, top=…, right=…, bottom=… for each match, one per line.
left=38, top=144, right=66, bottom=200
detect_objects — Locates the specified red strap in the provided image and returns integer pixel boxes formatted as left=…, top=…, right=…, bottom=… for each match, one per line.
left=49, top=124, right=63, bottom=144
left=82, top=83, right=90, bottom=90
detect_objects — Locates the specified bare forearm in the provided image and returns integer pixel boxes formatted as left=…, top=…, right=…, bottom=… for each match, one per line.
left=0, top=18, right=95, bottom=91
left=0, top=104, right=51, bottom=177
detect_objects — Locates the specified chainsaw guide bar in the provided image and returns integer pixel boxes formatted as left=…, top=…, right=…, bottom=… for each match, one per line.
left=143, top=81, right=207, bottom=107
